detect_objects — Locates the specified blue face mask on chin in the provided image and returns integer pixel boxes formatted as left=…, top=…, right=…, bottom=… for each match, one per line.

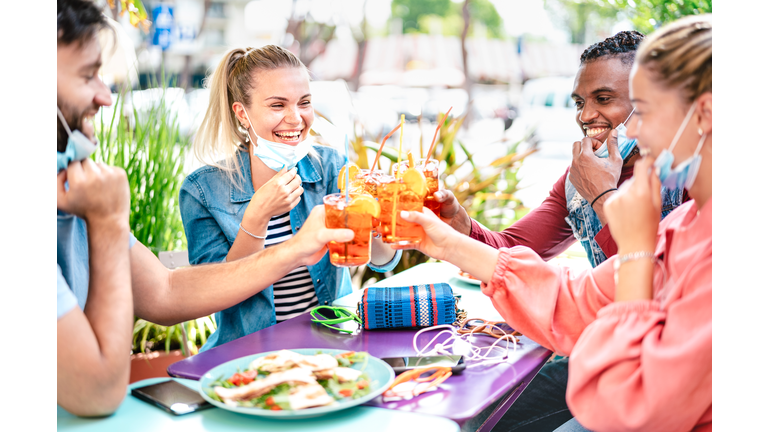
left=57, top=106, right=97, bottom=172
left=242, top=107, right=312, bottom=172
left=594, top=108, right=637, bottom=159
left=653, top=103, right=707, bottom=191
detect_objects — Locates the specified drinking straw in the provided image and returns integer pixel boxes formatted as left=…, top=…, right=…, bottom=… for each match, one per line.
left=343, top=135, right=349, bottom=263
left=392, top=114, right=404, bottom=239
left=424, top=107, right=453, bottom=165
left=344, top=134, right=350, bottom=204
left=369, top=122, right=402, bottom=177
left=396, top=114, right=405, bottom=179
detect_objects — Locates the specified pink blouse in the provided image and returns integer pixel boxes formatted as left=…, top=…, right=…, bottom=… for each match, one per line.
left=482, top=199, right=712, bottom=432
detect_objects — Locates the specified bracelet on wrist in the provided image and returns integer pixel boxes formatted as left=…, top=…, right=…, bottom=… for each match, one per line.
left=591, top=188, right=618, bottom=208
left=613, top=251, right=655, bottom=272
left=239, top=223, right=267, bottom=240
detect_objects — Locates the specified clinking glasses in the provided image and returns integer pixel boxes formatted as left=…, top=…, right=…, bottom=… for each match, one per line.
left=310, top=306, right=362, bottom=334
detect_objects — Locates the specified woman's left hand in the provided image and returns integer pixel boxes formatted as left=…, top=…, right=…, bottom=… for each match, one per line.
left=604, top=156, right=661, bottom=254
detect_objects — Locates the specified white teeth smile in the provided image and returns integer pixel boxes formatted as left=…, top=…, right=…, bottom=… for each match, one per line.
left=275, top=131, right=302, bottom=140
left=585, top=127, right=608, bottom=138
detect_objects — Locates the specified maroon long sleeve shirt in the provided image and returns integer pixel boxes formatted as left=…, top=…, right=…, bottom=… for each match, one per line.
left=469, top=166, right=637, bottom=261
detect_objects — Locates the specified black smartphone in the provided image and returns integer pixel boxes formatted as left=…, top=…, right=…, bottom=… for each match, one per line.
left=131, top=380, right=214, bottom=415
left=380, top=355, right=466, bottom=374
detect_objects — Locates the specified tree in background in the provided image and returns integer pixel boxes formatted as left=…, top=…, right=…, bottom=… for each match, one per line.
left=544, top=0, right=712, bottom=43
left=612, top=0, right=711, bottom=35
left=391, top=0, right=503, bottom=39
left=284, top=0, right=337, bottom=68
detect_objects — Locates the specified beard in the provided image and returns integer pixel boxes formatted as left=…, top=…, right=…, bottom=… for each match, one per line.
left=57, top=100, right=99, bottom=152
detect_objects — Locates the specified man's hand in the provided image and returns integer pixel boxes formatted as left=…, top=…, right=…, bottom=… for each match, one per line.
left=57, top=159, right=130, bottom=226
left=568, top=129, right=623, bottom=224
left=398, top=208, right=462, bottom=261
left=604, top=156, right=661, bottom=256
left=290, top=205, right=354, bottom=266
left=433, top=190, right=472, bottom=236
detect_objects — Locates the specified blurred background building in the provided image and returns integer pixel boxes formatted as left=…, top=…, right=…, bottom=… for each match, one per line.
left=97, top=0, right=711, bottom=207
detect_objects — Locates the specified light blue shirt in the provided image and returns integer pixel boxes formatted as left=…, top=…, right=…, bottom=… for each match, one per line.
left=180, top=145, right=401, bottom=351
left=57, top=210, right=137, bottom=319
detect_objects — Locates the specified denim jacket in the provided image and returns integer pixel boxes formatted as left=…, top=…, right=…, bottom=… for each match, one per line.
left=179, top=145, right=401, bottom=351
left=564, top=178, right=684, bottom=268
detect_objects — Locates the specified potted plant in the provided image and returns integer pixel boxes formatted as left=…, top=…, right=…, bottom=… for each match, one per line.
left=96, top=78, right=216, bottom=382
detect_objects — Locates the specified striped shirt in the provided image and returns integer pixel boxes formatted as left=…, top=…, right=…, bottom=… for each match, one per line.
left=265, top=212, right=318, bottom=322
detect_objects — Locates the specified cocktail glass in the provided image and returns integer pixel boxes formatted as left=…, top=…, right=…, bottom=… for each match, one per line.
left=377, top=168, right=428, bottom=247
left=395, top=159, right=441, bottom=214
left=324, top=193, right=380, bottom=267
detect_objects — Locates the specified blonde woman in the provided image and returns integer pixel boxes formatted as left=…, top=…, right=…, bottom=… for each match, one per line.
left=180, top=45, right=399, bottom=351
left=400, top=15, right=712, bottom=432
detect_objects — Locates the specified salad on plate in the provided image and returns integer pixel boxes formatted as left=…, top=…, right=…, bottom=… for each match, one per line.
left=205, top=350, right=373, bottom=411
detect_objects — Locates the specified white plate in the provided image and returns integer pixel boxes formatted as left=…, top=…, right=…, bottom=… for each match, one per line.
left=453, top=272, right=481, bottom=286
left=199, top=349, right=394, bottom=419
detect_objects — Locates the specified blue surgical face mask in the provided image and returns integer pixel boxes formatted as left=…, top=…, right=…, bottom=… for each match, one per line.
left=653, top=103, right=707, bottom=190
left=242, top=108, right=312, bottom=172
left=594, top=108, right=636, bottom=159
left=57, top=106, right=97, bottom=172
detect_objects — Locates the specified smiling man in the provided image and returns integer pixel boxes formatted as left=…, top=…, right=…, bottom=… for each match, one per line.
left=57, top=0, right=354, bottom=417
left=439, top=30, right=686, bottom=267
left=434, top=31, right=687, bottom=431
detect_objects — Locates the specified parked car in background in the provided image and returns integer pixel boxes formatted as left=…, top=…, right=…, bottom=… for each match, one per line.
left=504, top=76, right=579, bottom=208
left=507, top=76, right=577, bottom=148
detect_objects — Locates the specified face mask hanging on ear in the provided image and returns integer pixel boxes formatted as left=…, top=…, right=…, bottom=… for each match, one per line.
left=594, top=108, right=637, bottom=159
left=57, top=107, right=98, bottom=173
left=653, top=103, right=707, bottom=190
left=242, top=107, right=313, bottom=172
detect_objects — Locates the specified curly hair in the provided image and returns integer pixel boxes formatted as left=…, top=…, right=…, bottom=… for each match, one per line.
left=580, top=30, right=645, bottom=66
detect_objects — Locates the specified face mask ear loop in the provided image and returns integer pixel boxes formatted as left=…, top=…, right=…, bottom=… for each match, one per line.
left=692, top=131, right=707, bottom=157
left=56, top=106, right=73, bottom=137
left=667, top=103, right=698, bottom=154
left=241, top=106, right=256, bottom=146
left=623, top=107, right=636, bottom=125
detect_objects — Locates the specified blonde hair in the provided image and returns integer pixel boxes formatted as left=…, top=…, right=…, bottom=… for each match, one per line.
left=636, top=14, right=712, bottom=104
left=194, top=45, right=309, bottom=185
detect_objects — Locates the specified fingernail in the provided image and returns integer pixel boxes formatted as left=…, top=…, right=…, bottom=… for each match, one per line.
left=400, top=211, right=409, bottom=218
left=611, top=129, right=618, bottom=137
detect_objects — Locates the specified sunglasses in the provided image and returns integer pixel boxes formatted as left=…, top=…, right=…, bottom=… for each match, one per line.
left=310, top=306, right=362, bottom=334
left=456, top=318, right=521, bottom=340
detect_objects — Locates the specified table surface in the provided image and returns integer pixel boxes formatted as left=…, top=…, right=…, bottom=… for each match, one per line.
left=167, top=262, right=552, bottom=426
left=57, top=378, right=460, bottom=432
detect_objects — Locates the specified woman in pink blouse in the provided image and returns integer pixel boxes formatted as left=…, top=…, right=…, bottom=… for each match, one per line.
left=399, top=15, right=712, bottom=432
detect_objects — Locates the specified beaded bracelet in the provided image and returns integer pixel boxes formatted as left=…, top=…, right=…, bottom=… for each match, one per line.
left=239, top=223, right=267, bottom=240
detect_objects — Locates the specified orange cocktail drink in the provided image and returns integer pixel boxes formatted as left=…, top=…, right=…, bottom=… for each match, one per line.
left=324, top=193, right=380, bottom=267
left=377, top=168, right=428, bottom=247
left=395, top=158, right=441, bottom=214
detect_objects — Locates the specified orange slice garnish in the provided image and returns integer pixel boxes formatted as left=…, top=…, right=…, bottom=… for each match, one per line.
left=348, top=194, right=381, bottom=218
left=401, top=168, right=427, bottom=198
left=337, top=163, right=360, bottom=191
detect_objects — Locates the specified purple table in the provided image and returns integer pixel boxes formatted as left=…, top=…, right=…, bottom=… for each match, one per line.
left=168, top=262, right=552, bottom=431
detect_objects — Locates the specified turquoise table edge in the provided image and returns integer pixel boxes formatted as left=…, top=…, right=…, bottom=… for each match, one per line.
left=57, top=378, right=460, bottom=432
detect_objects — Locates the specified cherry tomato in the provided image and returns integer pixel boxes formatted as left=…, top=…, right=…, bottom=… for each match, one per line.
left=356, top=380, right=369, bottom=389
left=270, top=405, right=282, bottom=411
left=265, top=397, right=275, bottom=406
left=339, top=388, right=354, bottom=397
left=228, top=372, right=255, bottom=386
